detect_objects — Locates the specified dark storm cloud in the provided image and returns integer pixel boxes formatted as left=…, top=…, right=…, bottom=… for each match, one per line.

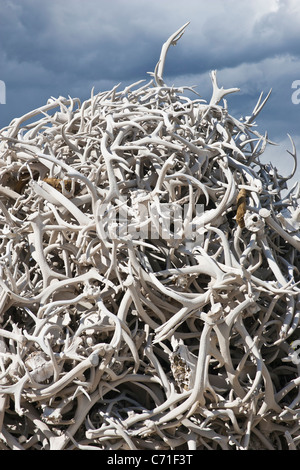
left=1, top=0, right=299, bottom=87
left=0, top=0, right=167, bottom=82
left=0, top=0, right=168, bottom=126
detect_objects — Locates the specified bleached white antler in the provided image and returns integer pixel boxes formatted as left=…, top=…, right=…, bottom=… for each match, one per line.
left=155, top=21, right=190, bottom=86
left=209, top=69, right=240, bottom=105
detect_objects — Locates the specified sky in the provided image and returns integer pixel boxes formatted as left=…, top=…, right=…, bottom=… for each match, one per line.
left=0, top=0, right=299, bottom=187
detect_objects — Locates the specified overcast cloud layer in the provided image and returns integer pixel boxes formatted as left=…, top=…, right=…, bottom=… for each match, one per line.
left=0, top=0, right=299, bottom=184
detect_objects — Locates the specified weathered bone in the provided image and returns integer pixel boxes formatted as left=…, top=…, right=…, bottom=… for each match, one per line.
left=0, top=23, right=299, bottom=450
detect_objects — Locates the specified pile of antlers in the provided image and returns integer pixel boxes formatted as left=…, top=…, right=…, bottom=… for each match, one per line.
left=0, top=23, right=299, bottom=450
